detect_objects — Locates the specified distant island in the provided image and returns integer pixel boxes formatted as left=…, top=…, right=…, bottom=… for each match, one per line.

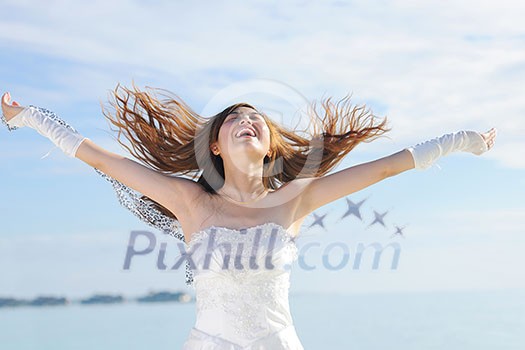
left=137, top=291, right=192, bottom=303
left=0, top=290, right=193, bottom=308
left=80, top=294, right=125, bottom=305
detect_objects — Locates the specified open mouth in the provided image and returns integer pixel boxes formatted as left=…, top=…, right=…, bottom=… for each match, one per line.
left=236, top=128, right=257, bottom=138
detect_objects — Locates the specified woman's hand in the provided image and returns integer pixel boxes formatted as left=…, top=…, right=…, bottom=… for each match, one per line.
left=1, top=92, right=26, bottom=122
left=479, top=127, right=497, bottom=151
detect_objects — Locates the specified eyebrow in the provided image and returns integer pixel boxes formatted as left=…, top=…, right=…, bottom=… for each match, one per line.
left=230, top=111, right=262, bottom=115
left=228, top=111, right=263, bottom=118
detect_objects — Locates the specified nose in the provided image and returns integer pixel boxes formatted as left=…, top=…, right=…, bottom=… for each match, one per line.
left=238, top=115, right=252, bottom=125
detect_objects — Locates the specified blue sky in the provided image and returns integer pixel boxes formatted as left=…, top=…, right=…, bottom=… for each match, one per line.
left=0, top=0, right=523, bottom=298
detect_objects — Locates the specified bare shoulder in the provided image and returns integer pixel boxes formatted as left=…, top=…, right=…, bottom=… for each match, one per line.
left=164, top=176, right=207, bottom=219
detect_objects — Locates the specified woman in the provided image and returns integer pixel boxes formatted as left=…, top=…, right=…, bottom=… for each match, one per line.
left=1, top=86, right=497, bottom=349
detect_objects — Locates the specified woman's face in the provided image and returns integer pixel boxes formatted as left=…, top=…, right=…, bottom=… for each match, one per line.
left=215, top=106, right=271, bottom=161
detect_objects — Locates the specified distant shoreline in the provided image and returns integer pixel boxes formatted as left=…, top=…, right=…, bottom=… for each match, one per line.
left=0, top=290, right=193, bottom=308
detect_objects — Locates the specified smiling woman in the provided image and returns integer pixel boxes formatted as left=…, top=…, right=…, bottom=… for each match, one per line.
left=0, top=83, right=496, bottom=349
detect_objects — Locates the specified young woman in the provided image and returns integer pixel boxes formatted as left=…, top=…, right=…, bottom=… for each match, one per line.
left=1, top=86, right=497, bottom=349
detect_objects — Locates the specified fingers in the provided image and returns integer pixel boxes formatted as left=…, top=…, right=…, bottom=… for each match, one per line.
left=2, top=92, right=13, bottom=107
left=485, top=127, right=497, bottom=150
left=1, top=93, right=8, bottom=114
left=1, top=92, right=25, bottom=121
left=2, top=92, right=21, bottom=109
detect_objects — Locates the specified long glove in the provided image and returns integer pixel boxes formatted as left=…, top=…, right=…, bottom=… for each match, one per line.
left=2, top=105, right=88, bottom=158
left=406, top=130, right=489, bottom=170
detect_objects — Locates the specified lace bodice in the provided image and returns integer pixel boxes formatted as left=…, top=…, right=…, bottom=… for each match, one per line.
left=185, top=222, right=299, bottom=346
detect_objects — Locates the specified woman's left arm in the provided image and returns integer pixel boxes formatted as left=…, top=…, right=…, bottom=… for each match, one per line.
left=296, top=150, right=411, bottom=216
left=296, top=128, right=496, bottom=216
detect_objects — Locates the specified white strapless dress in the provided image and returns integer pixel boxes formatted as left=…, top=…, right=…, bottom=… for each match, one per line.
left=182, top=222, right=304, bottom=349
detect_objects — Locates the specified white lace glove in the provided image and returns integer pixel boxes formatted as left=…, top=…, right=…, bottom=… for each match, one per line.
left=2, top=105, right=88, bottom=158
left=406, top=130, right=489, bottom=170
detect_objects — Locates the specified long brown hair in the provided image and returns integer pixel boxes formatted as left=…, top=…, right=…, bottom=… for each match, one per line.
left=101, top=83, right=391, bottom=221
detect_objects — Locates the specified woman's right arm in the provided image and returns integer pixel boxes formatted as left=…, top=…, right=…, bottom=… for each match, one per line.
left=1, top=92, right=202, bottom=220
left=75, top=138, right=202, bottom=221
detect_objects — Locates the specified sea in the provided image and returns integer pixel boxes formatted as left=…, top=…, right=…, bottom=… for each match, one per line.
left=0, top=290, right=523, bottom=349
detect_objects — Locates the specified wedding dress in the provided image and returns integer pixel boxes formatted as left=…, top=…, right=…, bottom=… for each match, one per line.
left=93, top=166, right=305, bottom=348
left=181, top=222, right=304, bottom=349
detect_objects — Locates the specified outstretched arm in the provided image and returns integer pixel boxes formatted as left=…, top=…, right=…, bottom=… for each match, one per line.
left=1, top=92, right=203, bottom=222
left=75, top=139, right=203, bottom=221
left=296, top=150, right=411, bottom=216
left=296, top=128, right=496, bottom=216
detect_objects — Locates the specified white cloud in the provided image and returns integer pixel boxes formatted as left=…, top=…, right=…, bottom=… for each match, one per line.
left=0, top=1, right=522, bottom=171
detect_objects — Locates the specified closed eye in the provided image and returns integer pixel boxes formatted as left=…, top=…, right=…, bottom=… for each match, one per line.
left=226, top=112, right=264, bottom=125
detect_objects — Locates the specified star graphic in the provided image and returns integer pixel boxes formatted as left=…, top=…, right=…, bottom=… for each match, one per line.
left=339, top=196, right=368, bottom=222
left=308, top=211, right=328, bottom=230
left=367, top=209, right=389, bottom=228
left=390, top=224, right=408, bottom=239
